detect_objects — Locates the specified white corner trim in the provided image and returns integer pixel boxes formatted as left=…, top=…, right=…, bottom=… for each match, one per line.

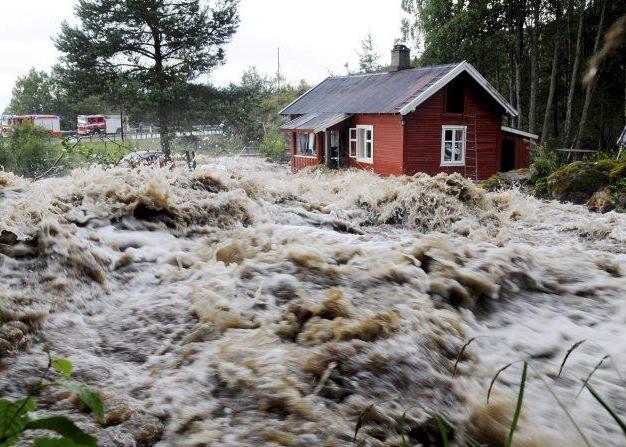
left=279, top=78, right=329, bottom=115
left=501, top=126, right=539, bottom=140
left=400, top=61, right=518, bottom=117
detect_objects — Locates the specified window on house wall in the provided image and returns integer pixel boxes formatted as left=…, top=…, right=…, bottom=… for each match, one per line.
left=349, top=128, right=357, bottom=157
left=330, top=130, right=340, bottom=147
left=441, top=125, right=466, bottom=166
left=297, top=133, right=316, bottom=156
left=446, top=78, right=465, bottom=113
left=348, top=125, right=374, bottom=163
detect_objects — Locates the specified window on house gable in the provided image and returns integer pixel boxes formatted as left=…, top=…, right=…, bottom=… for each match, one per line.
left=446, top=78, right=465, bottom=113
left=297, top=132, right=317, bottom=156
left=441, top=125, right=466, bottom=166
left=349, top=125, right=374, bottom=163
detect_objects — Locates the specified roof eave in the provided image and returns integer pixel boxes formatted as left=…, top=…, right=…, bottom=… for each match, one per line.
left=501, top=126, right=538, bottom=139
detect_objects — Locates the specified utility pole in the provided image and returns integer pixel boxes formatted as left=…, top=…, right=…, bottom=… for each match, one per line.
left=277, top=47, right=281, bottom=91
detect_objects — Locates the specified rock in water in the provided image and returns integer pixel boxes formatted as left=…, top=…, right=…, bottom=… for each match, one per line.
left=547, top=160, right=613, bottom=204
left=586, top=188, right=615, bottom=213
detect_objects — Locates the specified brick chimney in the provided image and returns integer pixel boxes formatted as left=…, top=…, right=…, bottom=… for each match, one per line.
left=390, top=44, right=411, bottom=71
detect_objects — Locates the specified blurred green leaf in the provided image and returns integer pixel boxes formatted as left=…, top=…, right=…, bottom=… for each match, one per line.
left=56, top=378, right=104, bottom=423
left=31, top=437, right=94, bottom=447
left=0, top=397, right=35, bottom=445
left=26, top=417, right=96, bottom=446
left=51, top=359, right=73, bottom=378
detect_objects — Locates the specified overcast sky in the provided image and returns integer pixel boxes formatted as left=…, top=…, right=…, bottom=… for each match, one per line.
left=0, top=0, right=405, bottom=112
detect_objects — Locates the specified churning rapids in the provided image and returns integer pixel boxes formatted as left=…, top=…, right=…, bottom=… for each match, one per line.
left=1, top=158, right=625, bottom=447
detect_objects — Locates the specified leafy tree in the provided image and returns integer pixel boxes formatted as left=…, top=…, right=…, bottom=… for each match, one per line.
left=218, top=67, right=309, bottom=145
left=259, top=125, right=287, bottom=161
left=399, top=0, right=626, bottom=150
left=4, top=69, right=57, bottom=115
left=55, top=0, right=240, bottom=157
left=357, top=31, right=382, bottom=73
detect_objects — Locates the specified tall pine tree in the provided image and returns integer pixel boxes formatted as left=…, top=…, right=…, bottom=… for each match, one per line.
left=55, top=0, right=239, bottom=156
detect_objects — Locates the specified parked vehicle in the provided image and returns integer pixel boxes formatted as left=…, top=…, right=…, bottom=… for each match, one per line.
left=118, top=151, right=175, bottom=169
left=0, top=115, right=11, bottom=134
left=77, top=115, right=124, bottom=135
left=2, top=115, right=61, bottom=137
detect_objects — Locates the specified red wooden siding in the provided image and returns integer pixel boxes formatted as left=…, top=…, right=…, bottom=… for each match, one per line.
left=344, top=114, right=404, bottom=176
left=290, top=131, right=324, bottom=172
left=502, top=131, right=532, bottom=169
left=402, top=73, right=503, bottom=180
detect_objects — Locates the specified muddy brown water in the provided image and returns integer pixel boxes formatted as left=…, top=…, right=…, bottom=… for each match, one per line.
left=0, top=159, right=624, bottom=446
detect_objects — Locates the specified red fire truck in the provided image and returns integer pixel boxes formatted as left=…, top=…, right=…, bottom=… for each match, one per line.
left=3, top=115, right=61, bottom=137
left=77, top=115, right=123, bottom=135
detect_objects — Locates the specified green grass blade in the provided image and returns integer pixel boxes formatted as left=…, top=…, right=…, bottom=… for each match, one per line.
left=435, top=413, right=450, bottom=447
left=608, top=356, right=626, bottom=390
left=452, top=337, right=476, bottom=377
left=398, top=412, right=409, bottom=447
left=505, top=361, right=528, bottom=447
left=577, top=355, right=610, bottom=398
left=530, top=367, right=594, bottom=447
left=558, top=339, right=585, bottom=377
left=353, top=404, right=374, bottom=443
left=585, top=383, right=626, bottom=436
left=487, top=361, right=523, bottom=404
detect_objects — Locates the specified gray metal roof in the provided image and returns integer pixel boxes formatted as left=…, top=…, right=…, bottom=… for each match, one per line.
left=281, top=63, right=457, bottom=115
left=280, top=62, right=517, bottom=117
left=280, top=113, right=351, bottom=132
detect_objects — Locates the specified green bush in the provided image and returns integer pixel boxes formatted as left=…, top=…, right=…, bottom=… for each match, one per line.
left=0, top=124, right=59, bottom=177
left=65, top=139, right=132, bottom=168
left=259, top=126, right=287, bottom=161
left=533, top=176, right=550, bottom=198
left=530, top=146, right=560, bottom=180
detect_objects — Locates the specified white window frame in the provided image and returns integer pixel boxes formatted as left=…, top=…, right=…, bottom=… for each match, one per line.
left=440, top=125, right=466, bottom=166
left=349, top=125, right=373, bottom=163
left=349, top=128, right=357, bottom=158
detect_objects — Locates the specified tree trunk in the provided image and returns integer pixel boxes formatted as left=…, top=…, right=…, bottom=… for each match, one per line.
left=158, top=100, right=171, bottom=158
left=514, top=0, right=526, bottom=129
left=528, top=0, right=540, bottom=134
left=563, top=0, right=585, bottom=147
left=541, top=2, right=562, bottom=144
left=151, top=27, right=171, bottom=158
left=574, top=0, right=607, bottom=149
left=508, top=51, right=515, bottom=127
left=515, top=62, right=522, bottom=128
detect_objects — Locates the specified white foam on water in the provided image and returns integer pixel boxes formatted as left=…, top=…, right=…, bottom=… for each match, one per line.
left=0, top=158, right=624, bottom=446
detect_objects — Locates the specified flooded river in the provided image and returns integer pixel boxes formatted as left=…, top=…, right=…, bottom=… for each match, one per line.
left=1, top=159, right=624, bottom=446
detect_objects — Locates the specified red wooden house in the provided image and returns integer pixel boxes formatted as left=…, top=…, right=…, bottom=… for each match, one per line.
left=280, top=45, right=537, bottom=180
